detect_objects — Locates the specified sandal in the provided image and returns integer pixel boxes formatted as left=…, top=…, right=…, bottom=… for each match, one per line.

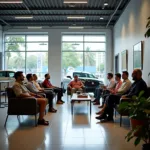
left=38, top=119, right=49, bottom=125
left=49, top=108, right=57, bottom=113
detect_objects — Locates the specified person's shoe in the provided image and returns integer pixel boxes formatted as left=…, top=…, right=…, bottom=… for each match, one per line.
left=100, top=117, right=114, bottom=123
left=38, top=119, right=49, bottom=126
left=107, top=117, right=114, bottom=122
left=60, top=100, right=65, bottom=103
left=95, top=114, right=107, bottom=120
left=98, top=105, right=103, bottom=108
left=96, top=111, right=103, bottom=115
left=92, top=99, right=96, bottom=103
left=93, top=102, right=100, bottom=105
left=49, top=108, right=57, bottom=113
left=56, top=101, right=63, bottom=104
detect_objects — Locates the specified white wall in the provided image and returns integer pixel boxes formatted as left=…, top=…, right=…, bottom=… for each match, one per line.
left=4, top=28, right=113, bottom=86
left=0, top=25, right=2, bottom=69
left=114, top=0, right=150, bottom=86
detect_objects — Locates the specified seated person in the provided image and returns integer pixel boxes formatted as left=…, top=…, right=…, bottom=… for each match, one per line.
left=68, top=75, right=84, bottom=95
left=26, top=74, right=57, bottom=113
left=96, top=71, right=131, bottom=115
left=13, top=71, right=49, bottom=126
left=43, top=73, right=65, bottom=104
left=93, top=73, right=116, bottom=105
left=96, top=69, right=147, bottom=122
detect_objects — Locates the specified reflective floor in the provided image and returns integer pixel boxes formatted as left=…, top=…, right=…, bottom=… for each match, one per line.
left=0, top=94, right=143, bottom=150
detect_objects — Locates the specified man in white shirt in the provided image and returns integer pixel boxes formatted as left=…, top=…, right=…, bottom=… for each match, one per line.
left=93, top=73, right=116, bottom=105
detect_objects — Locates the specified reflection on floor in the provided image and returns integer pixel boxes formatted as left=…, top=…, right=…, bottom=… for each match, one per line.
left=0, top=94, right=143, bottom=150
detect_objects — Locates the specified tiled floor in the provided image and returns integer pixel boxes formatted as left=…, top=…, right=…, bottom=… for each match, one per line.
left=0, top=94, right=143, bottom=150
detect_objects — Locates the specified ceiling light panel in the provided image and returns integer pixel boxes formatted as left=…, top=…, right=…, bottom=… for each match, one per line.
left=15, top=15, right=33, bottom=19
left=0, top=0, right=23, bottom=3
left=28, top=26, right=42, bottom=29
left=67, top=16, right=85, bottom=19
left=68, top=26, right=84, bottom=29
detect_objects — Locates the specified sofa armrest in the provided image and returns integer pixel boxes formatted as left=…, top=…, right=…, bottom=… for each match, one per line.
left=8, top=97, right=38, bottom=115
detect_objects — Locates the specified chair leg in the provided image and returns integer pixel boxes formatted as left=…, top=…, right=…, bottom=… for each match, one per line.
left=115, top=109, right=116, bottom=117
left=35, top=115, right=37, bottom=127
left=17, top=115, right=21, bottom=124
left=4, top=115, right=9, bottom=127
left=120, top=115, right=122, bottom=127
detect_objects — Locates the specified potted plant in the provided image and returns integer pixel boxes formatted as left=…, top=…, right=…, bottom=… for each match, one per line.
left=118, top=91, right=150, bottom=149
left=145, top=17, right=150, bottom=38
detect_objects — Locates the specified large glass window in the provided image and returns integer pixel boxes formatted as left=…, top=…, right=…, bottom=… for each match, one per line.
left=62, top=34, right=106, bottom=81
left=4, top=34, right=48, bottom=79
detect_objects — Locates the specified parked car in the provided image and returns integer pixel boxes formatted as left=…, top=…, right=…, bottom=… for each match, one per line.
left=0, top=70, right=16, bottom=91
left=61, top=71, right=104, bottom=93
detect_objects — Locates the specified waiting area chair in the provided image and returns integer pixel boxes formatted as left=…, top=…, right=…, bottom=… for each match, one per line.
left=4, top=87, right=47, bottom=127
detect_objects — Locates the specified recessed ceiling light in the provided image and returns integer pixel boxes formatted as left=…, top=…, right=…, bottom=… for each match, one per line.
left=64, top=0, right=87, bottom=4
left=100, top=17, right=104, bottom=20
left=0, top=0, right=23, bottom=3
left=28, top=26, right=42, bottom=29
left=15, top=15, right=33, bottom=19
left=68, top=26, right=84, bottom=29
left=104, top=2, right=108, bottom=6
left=67, top=16, right=85, bottom=19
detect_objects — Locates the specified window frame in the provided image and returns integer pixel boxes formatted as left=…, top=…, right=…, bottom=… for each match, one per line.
left=4, top=34, right=48, bottom=75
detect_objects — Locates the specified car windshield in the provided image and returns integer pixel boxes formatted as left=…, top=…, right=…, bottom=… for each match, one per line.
left=86, top=74, right=96, bottom=78
left=73, top=72, right=96, bottom=78
left=73, top=73, right=86, bottom=77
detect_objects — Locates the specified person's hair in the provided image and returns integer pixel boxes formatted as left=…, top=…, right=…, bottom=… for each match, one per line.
left=33, top=74, right=36, bottom=77
left=14, top=71, right=23, bottom=79
left=107, top=73, right=113, bottom=78
left=115, top=73, right=121, bottom=79
left=45, top=73, right=49, bottom=78
left=122, top=71, right=129, bottom=76
left=26, top=74, right=32, bottom=81
left=135, top=69, right=142, bottom=76
left=74, top=75, right=78, bottom=78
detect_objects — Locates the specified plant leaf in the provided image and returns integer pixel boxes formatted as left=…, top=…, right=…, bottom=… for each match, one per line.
left=145, top=28, right=150, bottom=38
left=134, top=137, right=141, bottom=146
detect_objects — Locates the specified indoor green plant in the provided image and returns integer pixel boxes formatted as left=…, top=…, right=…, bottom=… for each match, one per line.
left=118, top=91, right=150, bottom=149
left=145, top=17, right=150, bottom=38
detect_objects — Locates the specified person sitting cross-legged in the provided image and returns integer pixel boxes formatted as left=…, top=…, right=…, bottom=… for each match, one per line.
left=68, top=75, right=84, bottom=96
left=12, top=71, right=49, bottom=126
left=26, top=73, right=57, bottom=113
left=42, top=73, right=65, bottom=104
left=96, top=69, right=147, bottom=122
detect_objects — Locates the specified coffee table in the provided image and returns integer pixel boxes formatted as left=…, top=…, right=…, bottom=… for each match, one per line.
left=71, top=93, right=92, bottom=115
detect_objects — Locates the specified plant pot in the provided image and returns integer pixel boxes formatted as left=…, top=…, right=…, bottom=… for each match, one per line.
left=130, top=119, right=148, bottom=136
left=142, top=144, right=150, bottom=150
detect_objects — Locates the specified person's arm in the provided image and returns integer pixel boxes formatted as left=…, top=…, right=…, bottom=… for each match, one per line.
left=117, top=81, right=132, bottom=95
left=43, top=80, right=52, bottom=88
left=107, top=80, right=116, bottom=90
left=13, top=85, right=33, bottom=98
left=68, top=82, right=72, bottom=89
left=79, top=81, right=84, bottom=88
left=26, top=83, right=39, bottom=93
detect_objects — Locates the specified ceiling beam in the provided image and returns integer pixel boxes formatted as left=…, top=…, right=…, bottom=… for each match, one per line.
left=0, top=14, right=119, bottom=17
left=0, top=8, right=122, bottom=14
left=0, top=20, right=115, bottom=25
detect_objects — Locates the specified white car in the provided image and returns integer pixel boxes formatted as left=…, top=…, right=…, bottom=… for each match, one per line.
left=0, top=70, right=15, bottom=91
